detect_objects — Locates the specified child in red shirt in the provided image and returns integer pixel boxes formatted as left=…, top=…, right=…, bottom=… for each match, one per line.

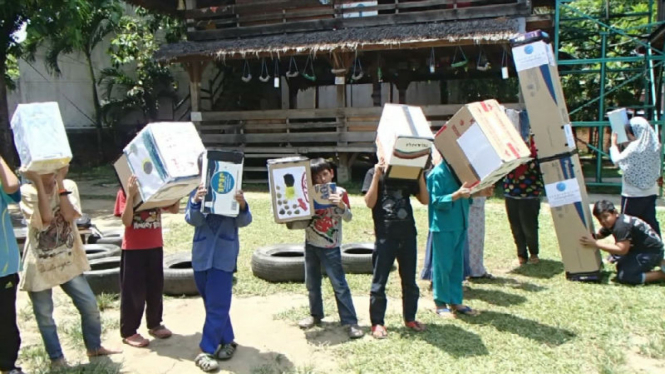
left=114, top=175, right=180, bottom=348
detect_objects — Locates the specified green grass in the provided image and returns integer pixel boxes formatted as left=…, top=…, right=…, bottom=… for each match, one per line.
left=159, top=190, right=665, bottom=374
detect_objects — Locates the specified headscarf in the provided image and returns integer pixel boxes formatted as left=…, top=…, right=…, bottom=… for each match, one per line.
left=614, top=117, right=661, bottom=190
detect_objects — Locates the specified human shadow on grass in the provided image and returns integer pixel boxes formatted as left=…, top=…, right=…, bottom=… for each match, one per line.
left=509, top=259, right=564, bottom=279
left=459, top=311, right=575, bottom=346
left=303, top=321, right=353, bottom=347
left=410, top=324, right=489, bottom=357
left=58, top=356, right=122, bottom=374
left=469, top=276, right=546, bottom=292
left=464, top=288, right=527, bottom=307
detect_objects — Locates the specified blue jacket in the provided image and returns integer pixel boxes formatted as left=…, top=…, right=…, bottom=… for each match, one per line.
left=427, top=162, right=470, bottom=233
left=185, top=190, right=253, bottom=272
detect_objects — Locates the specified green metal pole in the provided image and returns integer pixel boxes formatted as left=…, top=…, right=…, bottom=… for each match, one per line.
left=598, top=31, right=608, bottom=184
left=555, top=1, right=561, bottom=59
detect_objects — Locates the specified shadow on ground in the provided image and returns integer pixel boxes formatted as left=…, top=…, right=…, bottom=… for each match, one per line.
left=411, top=323, right=489, bottom=357
left=509, top=260, right=565, bottom=279
left=464, top=288, right=528, bottom=307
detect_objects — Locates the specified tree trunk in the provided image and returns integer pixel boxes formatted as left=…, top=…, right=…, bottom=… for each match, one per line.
left=0, top=57, right=18, bottom=168
left=85, top=51, right=104, bottom=161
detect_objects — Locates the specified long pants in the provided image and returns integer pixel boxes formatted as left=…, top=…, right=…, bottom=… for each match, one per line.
left=622, top=195, right=661, bottom=237
left=505, top=198, right=541, bottom=259
left=432, top=231, right=466, bottom=306
left=0, top=274, right=20, bottom=371
left=120, top=248, right=164, bottom=338
left=423, top=233, right=471, bottom=280
left=467, top=198, right=487, bottom=277
left=194, top=268, right=234, bottom=355
left=616, top=252, right=664, bottom=285
left=29, top=274, right=102, bottom=360
left=305, top=244, right=358, bottom=325
left=370, top=235, right=419, bottom=326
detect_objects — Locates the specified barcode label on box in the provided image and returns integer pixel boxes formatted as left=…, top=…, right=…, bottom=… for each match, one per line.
left=231, top=200, right=238, bottom=211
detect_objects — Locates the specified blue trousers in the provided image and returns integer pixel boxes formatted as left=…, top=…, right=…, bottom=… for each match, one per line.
left=431, top=231, right=466, bottom=306
left=194, top=269, right=234, bottom=354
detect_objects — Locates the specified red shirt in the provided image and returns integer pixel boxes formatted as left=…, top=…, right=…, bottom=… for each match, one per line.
left=114, top=190, right=163, bottom=250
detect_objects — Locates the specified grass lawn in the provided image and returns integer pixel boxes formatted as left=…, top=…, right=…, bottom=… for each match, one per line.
left=160, top=189, right=665, bottom=374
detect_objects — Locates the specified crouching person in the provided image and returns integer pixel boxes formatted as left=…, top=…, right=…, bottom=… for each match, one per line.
left=580, top=200, right=665, bottom=285
left=186, top=154, right=252, bottom=372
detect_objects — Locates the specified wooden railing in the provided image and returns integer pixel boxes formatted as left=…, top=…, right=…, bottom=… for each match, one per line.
left=185, top=0, right=530, bottom=41
left=195, top=103, right=524, bottom=154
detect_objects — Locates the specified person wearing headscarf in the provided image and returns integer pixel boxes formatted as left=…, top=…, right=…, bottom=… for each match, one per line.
left=610, top=116, right=662, bottom=237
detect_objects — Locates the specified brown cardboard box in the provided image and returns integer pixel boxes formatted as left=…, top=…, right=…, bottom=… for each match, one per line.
left=511, top=31, right=576, bottom=158
left=376, top=104, right=434, bottom=180
left=267, top=156, right=314, bottom=224
left=434, top=99, right=531, bottom=193
left=114, top=155, right=182, bottom=211
left=540, top=154, right=602, bottom=276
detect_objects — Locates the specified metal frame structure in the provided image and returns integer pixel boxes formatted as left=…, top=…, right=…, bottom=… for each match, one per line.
left=554, top=0, right=665, bottom=188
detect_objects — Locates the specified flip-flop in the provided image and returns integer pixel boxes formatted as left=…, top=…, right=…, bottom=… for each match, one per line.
left=454, top=306, right=480, bottom=316
left=122, top=334, right=149, bottom=348
left=371, top=325, right=388, bottom=339
left=435, top=308, right=456, bottom=319
left=405, top=320, right=426, bottom=332
left=470, top=273, right=494, bottom=280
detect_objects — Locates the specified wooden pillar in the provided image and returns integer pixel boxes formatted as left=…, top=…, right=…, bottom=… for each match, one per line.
left=186, top=61, right=205, bottom=124
left=337, top=153, right=351, bottom=183
left=395, top=71, right=412, bottom=104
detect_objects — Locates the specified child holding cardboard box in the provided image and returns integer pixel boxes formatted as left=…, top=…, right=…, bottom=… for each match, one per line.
left=114, top=176, right=180, bottom=348
left=362, top=159, right=429, bottom=339
left=580, top=200, right=665, bottom=285
left=185, top=153, right=252, bottom=372
left=294, top=158, right=363, bottom=339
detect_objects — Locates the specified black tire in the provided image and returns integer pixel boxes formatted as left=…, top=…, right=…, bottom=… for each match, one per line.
left=88, top=230, right=124, bottom=246
left=163, top=252, right=199, bottom=296
left=84, top=244, right=121, bottom=261
left=84, top=256, right=121, bottom=295
left=341, top=243, right=375, bottom=274
left=251, top=244, right=305, bottom=283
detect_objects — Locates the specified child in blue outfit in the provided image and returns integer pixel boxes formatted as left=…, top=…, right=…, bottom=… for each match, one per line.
left=185, top=153, right=252, bottom=372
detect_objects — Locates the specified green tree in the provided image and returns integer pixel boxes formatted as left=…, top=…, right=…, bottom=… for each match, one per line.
left=24, top=0, right=124, bottom=158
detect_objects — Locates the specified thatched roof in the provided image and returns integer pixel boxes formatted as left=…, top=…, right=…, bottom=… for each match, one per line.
left=124, top=0, right=179, bottom=14
left=155, top=18, right=522, bottom=62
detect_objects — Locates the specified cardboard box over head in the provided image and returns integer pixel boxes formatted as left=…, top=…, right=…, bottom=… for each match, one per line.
left=540, top=154, right=602, bottom=278
left=267, top=156, right=314, bottom=223
left=115, top=122, right=205, bottom=211
left=11, top=102, right=72, bottom=174
left=607, top=108, right=630, bottom=144
left=376, top=104, right=433, bottom=180
left=434, top=100, right=531, bottom=193
left=510, top=31, right=577, bottom=158
left=201, top=150, right=244, bottom=217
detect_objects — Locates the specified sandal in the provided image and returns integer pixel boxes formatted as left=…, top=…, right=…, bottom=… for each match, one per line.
left=371, top=325, right=388, bottom=339
left=435, top=307, right=456, bottom=319
left=122, top=334, right=149, bottom=348
left=149, top=325, right=172, bottom=339
left=404, top=320, right=426, bottom=332
left=195, top=353, right=219, bottom=372
left=471, top=273, right=494, bottom=280
left=453, top=305, right=480, bottom=316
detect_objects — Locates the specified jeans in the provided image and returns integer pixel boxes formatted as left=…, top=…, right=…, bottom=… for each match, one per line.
left=370, top=235, right=419, bottom=326
left=616, top=252, right=664, bottom=285
left=0, top=273, right=21, bottom=371
left=505, top=197, right=541, bottom=259
left=305, top=244, right=358, bottom=325
left=194, top=269, right=234, bottom=354
left=29, top=274, right=102, bottom=361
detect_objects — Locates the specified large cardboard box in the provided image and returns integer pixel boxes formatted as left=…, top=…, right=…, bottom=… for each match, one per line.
left=201, top=150, right=244, bottom=217
left=376, top=104, right=434, bottom=180
left=115, top=122, right=205, bottom=211
left=540, top=154, right=603, bottom=277
left=511, top=31, right=576, bottom=158
left=267, top=156, right=314, bottom=223
left=434, top=100, right=531, bottom=193
left=11, top=102, right=72, bottom=174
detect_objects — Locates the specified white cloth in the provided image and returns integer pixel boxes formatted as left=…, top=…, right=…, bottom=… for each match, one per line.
left=610, top=117, right=661, bottom=191
left=467, top=196, right=487, bottom=277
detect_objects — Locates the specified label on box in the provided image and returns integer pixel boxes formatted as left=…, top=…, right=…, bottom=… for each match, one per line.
left=512, top=41, right=550, bottom=72
left=563, top=124, right=576, bottom=149
left=313, top=183, right=337, bottom=210
left=545, top=178, right=582, bottom=208
left=202, top=157, right=243, bottom=216
left=335, top=76, right=345, bottom=85
left=546, top=43, right=557, bottom=67
left=457, top=123, right=502, bottom=180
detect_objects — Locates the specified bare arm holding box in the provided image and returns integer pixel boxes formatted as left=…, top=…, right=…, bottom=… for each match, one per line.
left=23, top=171, right=55, bottom=226
left=0, top=156, right=19, bottom=194
left=364, top=162, right=384, bottom=209
left=580, top=235, right=630, bottom=256
left=54, top=167, right=80, bottom=223
left=121, top=176, right=139, bottom=227
left=415, top=172, right=429, bottom=205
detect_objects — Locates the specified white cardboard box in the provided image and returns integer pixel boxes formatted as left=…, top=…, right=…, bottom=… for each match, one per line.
left=376, top=104, right=434, bottom=180
left=607, top=108, right=629, bottom=144
left=267, top=156, right=314, bottom=223
left=11, top=102, right=72, bottom=174
left=201, top=150, right=244, bottom=217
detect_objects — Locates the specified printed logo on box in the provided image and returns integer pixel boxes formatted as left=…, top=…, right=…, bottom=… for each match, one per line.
left=556, top=182, right=567, bottom=192
left=211, top=171, right=235, bottom=194
left=512, top=41, right=549, bottom=72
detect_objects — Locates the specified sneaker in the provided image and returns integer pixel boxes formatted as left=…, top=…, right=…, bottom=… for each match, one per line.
left=298, top=316, right=322, bottom=329
left=346, top=324, right=364, bottom=339
left=215, top=342, right=238, bottom=361
left=194, top=353, right=219, bottom=372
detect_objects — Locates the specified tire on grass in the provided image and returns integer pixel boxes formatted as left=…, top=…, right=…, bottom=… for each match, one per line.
left=85, top=256, right=121, bottom=295
left=341, top=243, right=375, bottom=274
left=84, top=244, right=121, bottom=261
left=163, top=252, right=199, bottom=296
left=251, top=244, right=305, bottom=283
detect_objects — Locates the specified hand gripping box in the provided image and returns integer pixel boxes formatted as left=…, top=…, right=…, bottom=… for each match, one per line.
left=511, top=31, right=577, bottom=158
left=11, top=102, right=73, bottom=174
left=540, top=154, right=602, bottom=279
left=114, top=122, right=205, bottom=211
left=201, top=150, right=244, bottom=217
left=434, top=100, right=531, bottom=193
left=267, top=156, right=314, bottom=223
left=312, top=183, right=337, bottom=210
left=376, top=104, right=434, bottom=180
